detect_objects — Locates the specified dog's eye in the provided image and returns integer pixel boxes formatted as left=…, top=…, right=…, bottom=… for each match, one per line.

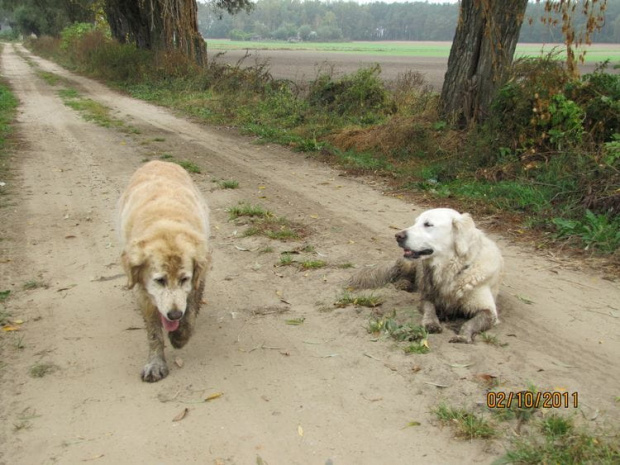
left=423, top=221, right=433, bottom=228
left=154, top=277, right=167, bottom=286
left=179, top=276, right=190, bottom=285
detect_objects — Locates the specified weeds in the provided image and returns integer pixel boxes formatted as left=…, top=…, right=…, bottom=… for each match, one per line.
left=480, top=332, right=509, bottom=348
left=496, top=414, right=620, bottom=464
left=334, top=291, right=383, bottom=308
left=300, top=260, right=327, bottom=270
left=174, top=160, right=201, bottom=174
left=23, top=280, right=46, bottom=290
left=218, top=179, right=239, bottom=189
left=368, top=315, right=430, bottom=354
left=434, top=403, right=497, bottom=439
left=29, top=361, right=59, bottom=378
left=228, top=203, right=272, bottom=220
left=229, top=202, right=306, bottom=241
left=58, top=88, right=123, bottom=129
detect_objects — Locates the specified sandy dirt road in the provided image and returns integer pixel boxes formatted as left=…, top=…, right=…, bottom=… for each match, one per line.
left=0, top=43, right=619, bottom=465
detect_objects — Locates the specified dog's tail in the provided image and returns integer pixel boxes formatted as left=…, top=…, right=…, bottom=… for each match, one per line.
left=348, top=258, right=417, bottom=291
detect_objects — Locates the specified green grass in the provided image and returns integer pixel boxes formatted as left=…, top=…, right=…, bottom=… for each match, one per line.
left=229, top=202, right=306, bottom=241
left=217, top=179, right=239, bottom=189
left=480, top=332, right=509, bottom=348
left=0, top=77, right=18, bottom=203
left=29, top=361, right=59, bottom=378
left=23, top=280, right=46, bottom=290
left=174, top=160, right=201, bottom=174
left=334, top=291, right=383, bottom=308
left=208, top=39, right=620, bottom=62
left=300, top=260, right=327, bottom=270
left=0, top=290, right=10, bottom=303
left=496, top=414, right=620, bottom=464
left=58, top=88, right=123, bottom=128
left=36, top=70, right=64, bottom=86
left=368, top=315, right=430, bottom=354
left=434, top=403, right=497, bottom=439
left=228, top=202, right=272, bottom=220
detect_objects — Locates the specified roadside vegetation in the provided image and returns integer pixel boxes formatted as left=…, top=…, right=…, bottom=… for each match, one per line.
left=25, top=25, right=620, bottom=262
left=434, top=401, right=620, bottom=464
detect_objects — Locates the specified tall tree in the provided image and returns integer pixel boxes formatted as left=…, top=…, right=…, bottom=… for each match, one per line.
left=440, top=0, right=528, bottom=126
left=440, top=0, right=609, bottom=126
left=103, top=0, right=251, bottom=65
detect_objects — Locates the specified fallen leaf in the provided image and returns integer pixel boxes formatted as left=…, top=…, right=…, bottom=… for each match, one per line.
left=82, top=454, right=104, bottom=462
left=65, top=235, right=76, bottom=239
left=297, top=425, right=304, bottom=437
left=172, top=408, right=189, bottom=422
left=411, top=365, right=422, bottom=373
left=310, top=214, right=319, bottom=219
left=205, top=392, right=223, bottom=402
left=2, top=325, right=20, bottom=332
left=515, top=294, right=534, bottom=305
left=175, top=358, right=184, bottom=368
left=424, top=381, right=450, bottom=388
left=403, top=421, right=421, bottom=428
left=475, top=373, right=498, bottom=385
left=285, top=317, right=305, bottom=325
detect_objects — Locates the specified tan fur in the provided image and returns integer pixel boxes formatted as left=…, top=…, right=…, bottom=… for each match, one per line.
left=351, top=208, right=503, bottom=343
left=118, top=161, right=211, bottom=382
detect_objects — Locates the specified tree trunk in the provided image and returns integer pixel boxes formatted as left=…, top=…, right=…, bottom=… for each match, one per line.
left=104, top=0, right=207, bottom=66
left=440, top=0, right=528, bottom=126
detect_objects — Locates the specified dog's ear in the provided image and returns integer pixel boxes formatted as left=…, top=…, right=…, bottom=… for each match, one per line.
left=121, top=242, right=146, bottom=289
left=453, top=213, right=476, bottom=257
left=192, top=253, right=211, bottom=288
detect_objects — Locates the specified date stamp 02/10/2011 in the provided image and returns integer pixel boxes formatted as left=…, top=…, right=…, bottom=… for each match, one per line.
left=487, top=391, right=579, bottom=409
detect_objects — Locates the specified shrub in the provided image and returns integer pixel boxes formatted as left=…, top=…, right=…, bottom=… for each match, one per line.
left=308, top=65, right=393, bottom=122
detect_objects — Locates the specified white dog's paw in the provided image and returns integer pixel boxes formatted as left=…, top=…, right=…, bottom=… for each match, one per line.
left=423, top=321, right=443, bottom=334
left=141, top=357, right=169, bottom=382
left=449, top=335, right=473, bottom=344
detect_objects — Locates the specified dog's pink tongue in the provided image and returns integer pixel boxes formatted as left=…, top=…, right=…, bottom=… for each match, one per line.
left=161, top=315, right=180, bottom=332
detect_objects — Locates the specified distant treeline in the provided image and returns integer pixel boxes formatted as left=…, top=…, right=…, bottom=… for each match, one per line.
left=198, top=0, right=620, bottom=43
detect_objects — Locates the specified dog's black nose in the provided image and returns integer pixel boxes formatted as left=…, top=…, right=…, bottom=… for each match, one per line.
left=395, top=231, right=407, bottom=244
left=167, top=310, right=183, bottom=321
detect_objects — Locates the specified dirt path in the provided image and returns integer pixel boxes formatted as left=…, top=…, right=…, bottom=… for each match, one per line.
left=0, top=43, right=618, bottom=465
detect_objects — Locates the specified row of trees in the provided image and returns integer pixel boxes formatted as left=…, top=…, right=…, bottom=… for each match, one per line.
left=0, top=0, right=610, bottom=126
left=198, top=0, right=620, bottom=43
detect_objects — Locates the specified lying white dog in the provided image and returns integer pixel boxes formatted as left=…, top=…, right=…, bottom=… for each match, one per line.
left=351, top=208, right=503, bottom=343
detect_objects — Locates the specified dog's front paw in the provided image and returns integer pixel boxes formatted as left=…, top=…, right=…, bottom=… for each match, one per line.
left=424, top=321, right=443, bottom=334
left=141, top=357, right=169, bottom=382
left=449, top=335, right=473, bottom=344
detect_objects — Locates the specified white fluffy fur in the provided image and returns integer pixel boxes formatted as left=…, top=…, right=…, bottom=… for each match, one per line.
left=352, top=208, right=503, bottom=343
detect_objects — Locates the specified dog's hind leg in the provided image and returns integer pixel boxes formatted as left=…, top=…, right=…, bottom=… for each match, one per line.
left=449, top=308, right=495, bottom=344
left=140, top=294, right=169, bottom=382
left=169, top=278, right=205, bottom=349
left=421, top=300, right=443, bottom=334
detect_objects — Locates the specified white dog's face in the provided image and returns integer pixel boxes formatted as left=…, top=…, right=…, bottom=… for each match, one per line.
left=396, top=208, right=468, bottom=260
left=122, top=240, right=203, bottom=332
left=144, top=257, right=194, bottom=331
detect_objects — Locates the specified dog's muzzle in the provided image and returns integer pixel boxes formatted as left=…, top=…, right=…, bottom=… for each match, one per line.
left=395, top=231, right=433, bottom=259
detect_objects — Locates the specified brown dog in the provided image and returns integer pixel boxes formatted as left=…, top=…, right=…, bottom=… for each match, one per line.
left=118, top=161, right=211, bottom=382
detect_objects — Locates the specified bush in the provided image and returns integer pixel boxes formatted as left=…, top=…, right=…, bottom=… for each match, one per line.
left=308, top=65, right=393, bottom=122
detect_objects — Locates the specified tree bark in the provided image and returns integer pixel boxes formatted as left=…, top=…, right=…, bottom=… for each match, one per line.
left=104, top=0, right=207, bottom=66
left=440, top=0, right=528, bottom=126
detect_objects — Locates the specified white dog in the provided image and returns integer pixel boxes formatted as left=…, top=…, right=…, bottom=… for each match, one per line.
left=351, top=208, right=503, bottom=343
